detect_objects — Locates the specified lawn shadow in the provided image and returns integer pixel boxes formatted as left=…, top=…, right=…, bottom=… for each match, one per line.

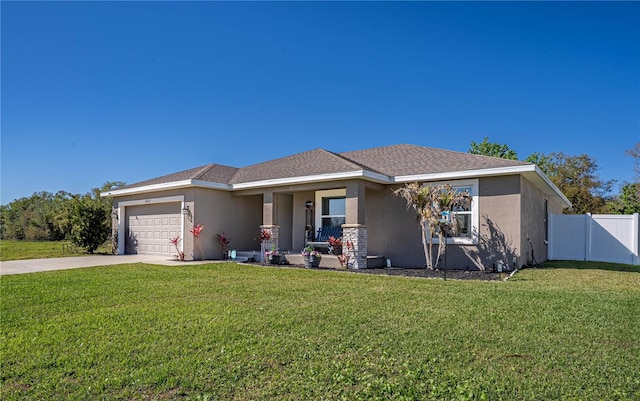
left=540, top=260, right=640, bottom=273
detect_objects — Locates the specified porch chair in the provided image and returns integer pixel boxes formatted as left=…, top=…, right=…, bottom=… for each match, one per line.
left=306, top=226, right=343, bottom=253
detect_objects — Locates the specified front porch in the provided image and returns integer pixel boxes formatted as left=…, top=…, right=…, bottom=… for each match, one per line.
left=231, top=250, right=387, bottom=269
left=239, top=179, right=380, bottom=269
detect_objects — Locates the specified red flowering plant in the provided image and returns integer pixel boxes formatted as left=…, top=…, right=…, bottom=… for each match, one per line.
left=328, top=236, right=343, bottom=256
left=257, top=229, right=272, bottom=264
left=169, top=236, right=185, bottom=261
left=337, top=239, right=354, bottom=269
left=258, top=229, right=271, bottom=243
left=191, top=224, right=204, bottom=237
left=216, top=232, right=231, bottom=259
left=190, top=224, right=205, bottom=260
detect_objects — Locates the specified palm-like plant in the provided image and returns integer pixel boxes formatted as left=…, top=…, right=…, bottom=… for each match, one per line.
left=394, top=183, right=471, bottom=269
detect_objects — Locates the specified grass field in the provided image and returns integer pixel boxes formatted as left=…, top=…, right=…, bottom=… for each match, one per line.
left=0, top=240, right=111, bottom=261
left=1, top=261, right=639, bottom=400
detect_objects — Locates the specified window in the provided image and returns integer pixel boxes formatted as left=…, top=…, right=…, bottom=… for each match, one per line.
left=451, top=186, right=472, bottom=238
left=315, top=189, right=346, bottom=228
left=321, top=197, right=345, bottom=227
left=428, top=179, right=478, bottom=245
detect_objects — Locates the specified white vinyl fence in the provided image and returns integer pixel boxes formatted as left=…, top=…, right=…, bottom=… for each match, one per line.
left=549, top=213, right=640, bottom=265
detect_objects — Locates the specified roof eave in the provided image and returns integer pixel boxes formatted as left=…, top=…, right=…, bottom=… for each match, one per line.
left=100, top=180, right=232, bottom=197
left=102, top=164, right=571, bottom=209
left=524, top=166, right=572, bottom=209
left=394, top=165, right=571, bottom=209
left=231, top=170, right=391, bottom=190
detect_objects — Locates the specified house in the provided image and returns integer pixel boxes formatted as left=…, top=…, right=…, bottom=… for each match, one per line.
left=101, top=144, right=570, bottom=269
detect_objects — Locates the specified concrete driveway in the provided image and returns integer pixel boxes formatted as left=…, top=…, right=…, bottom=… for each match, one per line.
left=0, top=255, right=213, bottom=276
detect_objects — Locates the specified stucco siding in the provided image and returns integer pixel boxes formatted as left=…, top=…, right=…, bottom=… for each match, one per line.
left=474, top=175, right=521, bottom=269
left=519, top=176, right=564, bottom=265
left=366, top=187, right=425, bottom=267
left=277, top=193, right=294, bottom=251
left=193, top=188, right=262, bottom=259
left=372, top=176, right=523, bottom=269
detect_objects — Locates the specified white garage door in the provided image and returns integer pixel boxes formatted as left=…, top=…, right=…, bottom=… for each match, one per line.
left=125, top=203, right=182, bottom=256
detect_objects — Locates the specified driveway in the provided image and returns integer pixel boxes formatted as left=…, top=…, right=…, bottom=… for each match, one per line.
left=0, top=255, right=213, bottom=276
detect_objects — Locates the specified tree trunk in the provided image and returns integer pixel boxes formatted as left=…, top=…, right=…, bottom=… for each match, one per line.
left=421, top=220, right=433, bottom=269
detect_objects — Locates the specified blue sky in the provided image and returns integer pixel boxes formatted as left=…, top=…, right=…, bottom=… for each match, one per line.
left=2, top=1, right=639, bottom=204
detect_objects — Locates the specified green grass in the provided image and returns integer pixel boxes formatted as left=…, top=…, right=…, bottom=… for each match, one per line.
left=1, top=262, right=639, bottom=400
left=0, top=240, right=110, bottom=261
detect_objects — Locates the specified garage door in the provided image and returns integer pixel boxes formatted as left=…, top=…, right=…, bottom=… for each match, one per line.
left=125, top=203, right=182, bottom=256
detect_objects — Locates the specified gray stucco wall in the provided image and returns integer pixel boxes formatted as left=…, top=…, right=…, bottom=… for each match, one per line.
left=276, top=193, right=294, bottom=251
left=366, top=176, right=524, bottom=269
left=519, top=176, right=564, bottom=265
left=474, top=175, right=521, bottom=270
left=193, top=188, right=262, bottom=259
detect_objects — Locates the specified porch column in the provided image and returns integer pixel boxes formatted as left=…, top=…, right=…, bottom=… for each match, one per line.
left=343, top=181, right=367, bottom=269
left=261, top=191, right=279, bottom=262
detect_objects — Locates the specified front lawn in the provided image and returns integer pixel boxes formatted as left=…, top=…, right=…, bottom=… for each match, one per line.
left=0, top=240, right=110, bottom=261
left=1, top=262, right=639, bottom=400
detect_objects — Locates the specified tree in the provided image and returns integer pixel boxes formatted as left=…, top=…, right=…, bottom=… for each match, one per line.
left=627, top=141, right=640, bottom=180
left=626, top=142, right=640, bottom=201
left=0, top=192, right=69, bottom=241
left=541, top=152, right=614, bottom=214
left=608, top=142, right=640, bottom=214
left=0, top=181, right=125, bottom=253
left=68, top=182, right=125, bottom=253
left=524, top=152, right=554, bottom=175
left=608, top=183, right=640, bottom=214
left=469, top=137, right=518, bottom=160
left=394, top=183, right=471, bottom=269
left=468, top=138, right=615, bottom=215
left=69, top=195, right=110, bottom=253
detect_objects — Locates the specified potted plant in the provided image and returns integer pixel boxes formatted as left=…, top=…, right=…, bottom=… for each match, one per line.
left=301, top=246, right=321, bottom=268
left=265, top=246, right=281, bottom=265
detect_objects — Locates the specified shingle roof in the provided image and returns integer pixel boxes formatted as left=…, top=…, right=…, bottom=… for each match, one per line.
left=229, top=148, right=368, bottom=184
left=122, top=144, right=533, bottom=189
left=123, top=163, right=239, bottom=189
left=339, top=144, right=530, bottom=177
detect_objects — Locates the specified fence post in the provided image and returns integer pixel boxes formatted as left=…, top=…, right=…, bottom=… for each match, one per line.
left=585, top=213, right=592, bottom=262
left=633, top=213, right=639, bottom=265
left=548, top=213, right=555, bottom=261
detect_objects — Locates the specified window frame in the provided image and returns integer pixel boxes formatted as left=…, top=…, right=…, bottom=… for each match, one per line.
left=315, top=189, right=346, bottom=229
left=426, top=179, right=479, bottom=245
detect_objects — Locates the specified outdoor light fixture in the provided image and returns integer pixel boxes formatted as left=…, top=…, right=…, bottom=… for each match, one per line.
left=182, top=205, right=192, bottom=221
left=305, top=200, right=314, bottom=209
left=111, top=210, right=118, bottom=219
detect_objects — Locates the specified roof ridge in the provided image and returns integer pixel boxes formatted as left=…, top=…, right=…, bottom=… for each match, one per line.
left=192, top=163, right=218, bottom=180
left=330, top=150, right=387, bottom=175
left=319, top=148, right=374, bottom=171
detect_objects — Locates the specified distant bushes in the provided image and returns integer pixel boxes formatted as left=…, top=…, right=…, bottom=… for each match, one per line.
left=0, top=182, right=125, bottom=253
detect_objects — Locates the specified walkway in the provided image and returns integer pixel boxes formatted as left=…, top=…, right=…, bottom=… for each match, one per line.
left=0, top=255, right=212, bottom=276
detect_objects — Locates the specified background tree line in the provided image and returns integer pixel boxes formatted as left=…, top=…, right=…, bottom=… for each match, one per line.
left=0, top=182, right=125, bottom=253
left=469, top=138, right=640, bottom=215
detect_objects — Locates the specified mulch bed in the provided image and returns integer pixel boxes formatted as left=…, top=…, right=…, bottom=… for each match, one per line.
left=346, top=267, right=509, bottom=281
left=264, top=262, right=512, bottom=281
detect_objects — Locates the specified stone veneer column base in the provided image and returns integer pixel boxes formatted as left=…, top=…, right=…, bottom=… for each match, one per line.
left=260, top=225, right=279, bottom=263
left=342, top=224, right=367, bottom=269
